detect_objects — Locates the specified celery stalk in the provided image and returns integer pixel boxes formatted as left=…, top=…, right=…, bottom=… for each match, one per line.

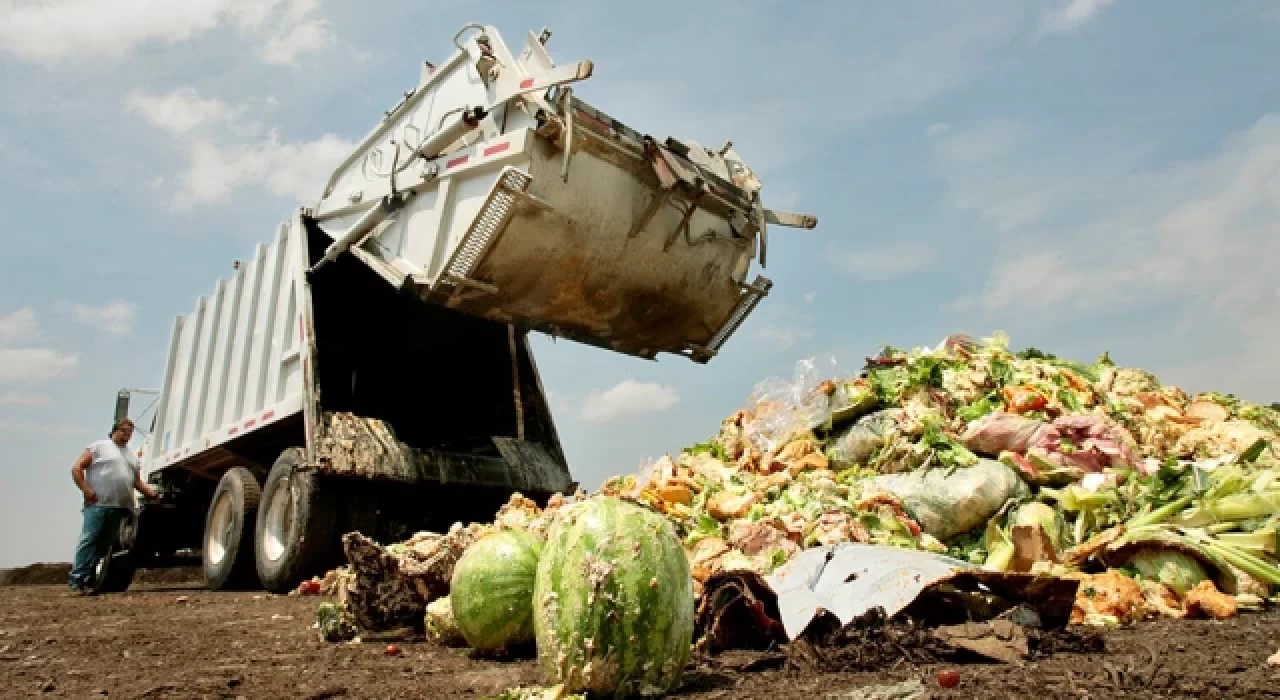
left=1172, top=491, right=1280, bottom=528
left=1183, top=531, right=1280, bottom=587
left=1128, top=494, right=1195, bottom=528
left=1215, top=530, right=1277, bottom=556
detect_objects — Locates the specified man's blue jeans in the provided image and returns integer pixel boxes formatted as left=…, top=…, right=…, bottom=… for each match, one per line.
left=69, top=505, right=129, bottom=589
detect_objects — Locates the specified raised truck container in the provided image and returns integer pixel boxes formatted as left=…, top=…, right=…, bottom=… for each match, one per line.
left=93, top=23, right=817, bottom=595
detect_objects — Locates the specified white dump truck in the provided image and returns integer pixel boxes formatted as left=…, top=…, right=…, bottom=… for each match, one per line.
left=92, top=23, right=817, bottom=594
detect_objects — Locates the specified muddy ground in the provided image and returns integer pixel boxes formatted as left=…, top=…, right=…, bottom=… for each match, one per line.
left=2, top=578, right=1279, bottom=699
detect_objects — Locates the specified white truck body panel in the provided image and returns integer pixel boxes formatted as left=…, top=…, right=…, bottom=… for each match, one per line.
left=137, top=22, right=816, bottom=477
left=145, top=216, right=312, bottom=473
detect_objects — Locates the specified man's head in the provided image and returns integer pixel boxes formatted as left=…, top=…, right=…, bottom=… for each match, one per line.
left=110, top=419, right=135, bottom=445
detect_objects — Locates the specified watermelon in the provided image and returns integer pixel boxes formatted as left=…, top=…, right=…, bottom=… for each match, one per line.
left=450, top=529, right=544, bottom=653
left=533, top=495, right=695, bottom=697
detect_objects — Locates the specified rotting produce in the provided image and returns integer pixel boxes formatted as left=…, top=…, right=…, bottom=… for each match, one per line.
left=298, top=331, right=1279, bottom=697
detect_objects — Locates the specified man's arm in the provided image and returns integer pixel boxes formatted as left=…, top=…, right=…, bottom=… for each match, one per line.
left=71, top=449, right=97, bottom=504
left=134, top=470, right=158, bottom=501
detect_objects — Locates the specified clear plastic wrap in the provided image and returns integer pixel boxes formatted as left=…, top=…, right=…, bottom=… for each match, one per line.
left=742, top=355, right=841, bottom=456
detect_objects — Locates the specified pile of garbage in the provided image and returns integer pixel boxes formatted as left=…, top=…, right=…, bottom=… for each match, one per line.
left=619, top=332, right=1279, bottom=626
left=302, top=331, right=1280, bottom=694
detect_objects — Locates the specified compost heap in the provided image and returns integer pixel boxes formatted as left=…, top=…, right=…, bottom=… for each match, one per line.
left=309, top=331, right=1280, bottom=644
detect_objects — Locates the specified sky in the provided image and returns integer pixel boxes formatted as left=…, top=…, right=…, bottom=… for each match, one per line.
left=2, top=0, right=1278, bottom=567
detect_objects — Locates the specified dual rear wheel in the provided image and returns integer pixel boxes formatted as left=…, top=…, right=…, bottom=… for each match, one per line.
left=201, top=447, right=337, bottom=593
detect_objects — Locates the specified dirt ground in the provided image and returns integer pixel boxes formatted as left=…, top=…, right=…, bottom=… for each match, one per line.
left=2, top=579, right=1280, bottom=700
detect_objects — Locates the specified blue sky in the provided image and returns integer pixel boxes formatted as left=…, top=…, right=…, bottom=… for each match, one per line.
left=2, top=0, right=1278, bottom=567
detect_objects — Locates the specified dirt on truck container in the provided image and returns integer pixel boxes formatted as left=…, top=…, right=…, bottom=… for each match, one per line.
left=92, top=22, right=817, bottom=597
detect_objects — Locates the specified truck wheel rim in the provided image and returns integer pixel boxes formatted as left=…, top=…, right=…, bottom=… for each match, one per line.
left=206, top=492, right=234, bottom=566
left=262, top=476, right=295, bottom=563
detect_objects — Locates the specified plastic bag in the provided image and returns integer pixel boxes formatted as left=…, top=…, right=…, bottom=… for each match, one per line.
left=826, top=409, right=905, bottom=468
left=743, top=356, right=840, bottom=456
left=860, top=459, right=1031, bottom=540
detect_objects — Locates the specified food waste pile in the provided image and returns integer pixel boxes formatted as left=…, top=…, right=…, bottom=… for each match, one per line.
left=299, top=332, right=1280, bottom=698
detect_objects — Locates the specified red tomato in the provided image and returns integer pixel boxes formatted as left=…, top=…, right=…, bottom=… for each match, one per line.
left=936, top=669, right=959, bottom=688
left=1002, top=386, right=1047, bottom=414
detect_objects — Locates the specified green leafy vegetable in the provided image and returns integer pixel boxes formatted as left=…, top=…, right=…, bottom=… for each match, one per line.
left=988, top=356, right=1014, bottom=388
left=1057, top=388, right=1084, bottom=413
left=907, top=356, right=946, bottom=389
left=957, top=393, right=999, bottom=422
left=686, top=439, right=728, bottom=461
left=868, top=366, right=910, bottom=405
left=1125, top=548, right=1211, bottom=597
left=917, top=419, right=978, bottom=469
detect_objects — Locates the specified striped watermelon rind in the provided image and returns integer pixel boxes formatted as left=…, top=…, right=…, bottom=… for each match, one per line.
left=449, top=529, right=544, bottom=652
left=533, top=495, right=695, bottom=697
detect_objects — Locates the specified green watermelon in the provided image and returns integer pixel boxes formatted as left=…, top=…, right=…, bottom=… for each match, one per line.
left=450, top=529, right=544, bottom=653
left=533, top=495, right=695, bottom=697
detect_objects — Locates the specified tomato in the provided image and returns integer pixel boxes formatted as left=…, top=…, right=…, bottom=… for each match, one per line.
left=1002, top=385, right=1047, bottom=414
left=936, top=669, right=959, bottom=688
left=385, top=644, right=401, bottom=656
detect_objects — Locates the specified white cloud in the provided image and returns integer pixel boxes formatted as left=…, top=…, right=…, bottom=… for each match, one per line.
left=58, top=300, right=137, bottom=336
left=0, top=348, right=79, bottom=384
left=1042, top=0, right=1119, bottom=33
left=0, top=392, right=51, bottom=407
left=261, top=18, right=336, bottom=65
left=120, top=85, right=354, bottom=207
left=932, top=114, right=1280, bottom=399
left=0, top=307, right=38, bottom=342
left=174, top=131, right=355, bottom=207
left=831, top=242, right=941, bottom=282
left=0, top=0, right=334, bottom=65
left=579, top=380, right=679, bottom=424
left=124, top=88, right=244, bottom=134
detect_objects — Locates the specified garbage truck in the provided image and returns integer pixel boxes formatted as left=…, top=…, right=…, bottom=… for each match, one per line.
left=90, top=23, right=817, bottom=595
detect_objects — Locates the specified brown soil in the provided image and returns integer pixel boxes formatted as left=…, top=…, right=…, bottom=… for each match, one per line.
left=1, top=582, right=1279, bottom=699
left=0, top=564, right=205, bottom=587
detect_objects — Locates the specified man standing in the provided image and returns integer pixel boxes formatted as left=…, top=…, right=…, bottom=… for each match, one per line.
left=68, top=418, right=158, bottom=593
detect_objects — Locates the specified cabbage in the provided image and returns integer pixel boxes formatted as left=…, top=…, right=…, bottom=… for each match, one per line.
left=1010, top=501, right=1069, bottom=552
left=1126, top=548, right=1211, bottom=597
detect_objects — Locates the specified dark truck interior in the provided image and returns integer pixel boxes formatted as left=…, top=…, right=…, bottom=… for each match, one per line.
left=303, top=218, right=565, bottom=462
left=301, top=220, right=573, bottom=540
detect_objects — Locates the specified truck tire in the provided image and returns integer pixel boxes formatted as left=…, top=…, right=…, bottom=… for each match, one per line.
left=91, top=514, right=138, bottom=594
left=255, top=447, right=337, bottom=594
left=202, top=467, right=262, bottom=591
